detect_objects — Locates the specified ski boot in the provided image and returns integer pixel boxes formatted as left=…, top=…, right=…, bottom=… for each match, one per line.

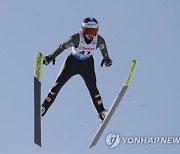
left=41, top=106, right=47, bottom=118
left=98, top=109, right=108, bottom=122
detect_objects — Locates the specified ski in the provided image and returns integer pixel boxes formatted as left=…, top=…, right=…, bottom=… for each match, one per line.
left=34, top=52, right=44, bottom=147
left=89, top=60, right=137, bottom=148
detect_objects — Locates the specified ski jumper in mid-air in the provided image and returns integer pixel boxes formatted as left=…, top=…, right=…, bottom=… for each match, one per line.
left=41, top=17, right=113, bottom=121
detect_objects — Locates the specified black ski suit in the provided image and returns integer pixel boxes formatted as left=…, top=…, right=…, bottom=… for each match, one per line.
left=42, top=32, right=111, bottom=116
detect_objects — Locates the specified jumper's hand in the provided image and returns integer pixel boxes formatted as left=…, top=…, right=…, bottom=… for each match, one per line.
left=101, top=57, right=113, bottom=67
left=43, top=55, right=55, bottom=65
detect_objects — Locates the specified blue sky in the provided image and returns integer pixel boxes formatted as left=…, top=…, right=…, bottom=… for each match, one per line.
left=1, top=0, right=180, bottom=153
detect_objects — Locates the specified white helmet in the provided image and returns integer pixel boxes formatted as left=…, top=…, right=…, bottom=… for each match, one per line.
left=81, top=17, right=99, bottom=35
left=82, top=17, right=99, bottom=28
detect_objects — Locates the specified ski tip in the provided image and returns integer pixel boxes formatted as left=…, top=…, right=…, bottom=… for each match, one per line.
left=132, top=59, right=138, bottom=64
left=123, top=59, right=138, bottom=86
left=34, top=52, right=44, bottom=82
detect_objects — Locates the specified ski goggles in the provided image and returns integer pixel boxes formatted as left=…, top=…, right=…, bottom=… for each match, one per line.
left=82, top=28, right=98, bottom=35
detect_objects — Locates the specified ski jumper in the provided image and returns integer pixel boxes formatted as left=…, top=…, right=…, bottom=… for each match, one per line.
left=42, top=31, right=110, bottom=116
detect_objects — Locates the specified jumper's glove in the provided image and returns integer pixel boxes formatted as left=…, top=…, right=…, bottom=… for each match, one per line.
left=101, top=57, right=113, bottom=67
left=43, top=55, right=55, bottom=65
